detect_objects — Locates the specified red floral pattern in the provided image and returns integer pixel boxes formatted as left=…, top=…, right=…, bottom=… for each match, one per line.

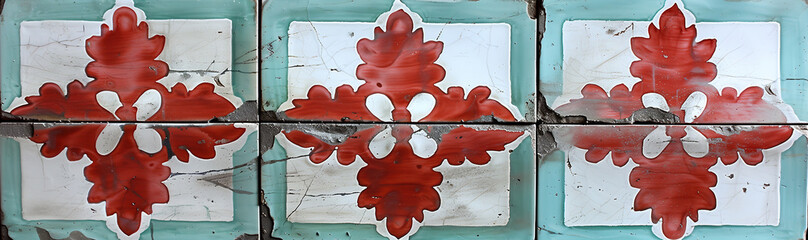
left=284, top=9, right=515, bottom=122
left=282, top=9, right=523, bottom=238
left=555, top=5, right=793, bottom=239
left=12, top=7, right=246, bottom=236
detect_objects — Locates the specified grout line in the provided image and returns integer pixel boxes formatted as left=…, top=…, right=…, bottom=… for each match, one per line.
left=540, top=122, right=808, bottom=126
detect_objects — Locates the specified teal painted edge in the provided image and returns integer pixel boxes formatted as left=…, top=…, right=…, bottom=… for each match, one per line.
left=0, top=0, right=258, bottom=110
left=0, top=126, right=259, bottom=239
left=261, top=125, right=536, bottom=239
left=540, top=0, right=808, bottom=122
left=260, top=0, right=536, bottom=121
left=537, top=136, right=808, bottom=239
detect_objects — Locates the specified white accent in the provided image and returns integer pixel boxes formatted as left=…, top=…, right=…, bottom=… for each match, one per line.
left=408, top=126, right=438, bottom=158
left=368, top=127, right=395, bottom=159
left=366, top=93, right=395, bottom=121
left=102, top=1, right=147, bottom=30
left=407, top=93, right=436, bottom=122
left=641, top=93, right=670, bottom=112
left=133, top=125, right=162, bottom=154
left=133, top=89, right=161, bottom=121
left=106, top=212, right=150, bottom=240
left=96, top=91, right=123, bottom=120
left=681, top=91, right=707, bottom=123
left=642, top=126, right=670, bottom=159
left=96, top=124, right=124, bottom=155
left=651, top=0, right=696, bottom=28
left=681, top=126, right=709, bottom=159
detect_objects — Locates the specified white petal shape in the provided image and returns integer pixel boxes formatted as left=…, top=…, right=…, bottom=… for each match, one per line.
left=681, top=91, right=707, bottom=123
left=96, top=91, right=122, bottom=120
left=96, top=124, right=124, bottom=156
left=408, top=126, right=438, bottom=158
left=682, top=126, right=709, bottom=158
left=134, top=89, right=162, bottom=121
left=642, top=126, right=670, bottom=159
left=641, top=92, right=670, bottom=112
left=134, top=126, right=163, bottom=154
left=366, top=93, right=394, bottom=121
left=368, top=127, right=395, bottom=159
left=407, top=93, right=436, bottom=122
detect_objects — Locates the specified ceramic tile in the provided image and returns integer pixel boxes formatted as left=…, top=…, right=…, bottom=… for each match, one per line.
left=260, top=123, right=535, bottom=239
left=1, top=0, right=258, bottom=122
left=540, top=0, right=808, bottom=124
left=0, top=122, right=259, bottom=239
left=260, top=0, right=537, bottom=123
left=538, top=124, right=808, bottom=239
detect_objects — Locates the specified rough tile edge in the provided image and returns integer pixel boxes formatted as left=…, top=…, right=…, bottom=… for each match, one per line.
left=259, top=189, right=281, bottom=240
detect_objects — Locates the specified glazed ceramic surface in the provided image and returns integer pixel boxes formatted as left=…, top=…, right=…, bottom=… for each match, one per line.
left=262, top=123, right=536, bottom=239
left=539, top=0, right=808, bottom=239
left=260, top=0, right=537, bottom=123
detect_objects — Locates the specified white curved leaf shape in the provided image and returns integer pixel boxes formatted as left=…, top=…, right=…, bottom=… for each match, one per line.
left=96, top=91, right=122, bottom=120
left=133, top=125, right=163, bottom=154
left=134, top=89, right=162, bottom=121
left=642, top=126, right=670, bottom=159
left=681, top=126, right=709, bottom=158
left=681, top=91, right=707, bottom=123
left=408, top=126, right=438, bottom=158
left=407, top=93, right=436, bottom=122
left=366, top=93, right=394, bottom=121
left=641, top=92, right=670, bottom=112
left=96, top=124, right=124, bottom=156
left=368, top=127, right=395, bottom=159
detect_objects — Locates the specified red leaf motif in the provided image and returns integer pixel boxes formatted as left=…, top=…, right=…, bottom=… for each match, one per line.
left=83, top=125, right=170, bottom=236
left=30, top=125, right=106, bottom=161
left=631, top=128, right=718, bottom=239
left=698, top=126, right=793, bottom=165
left=285, top=85, right=379, bottom=122
left=165, top=125, right=246, bottom=162
left=284, top=9, right=515, bottom=122
left=11, top=81, right=113, bottom=120
left=430, top=126, right=523, bottom=165
left=85, top=7, right=169, bottom=101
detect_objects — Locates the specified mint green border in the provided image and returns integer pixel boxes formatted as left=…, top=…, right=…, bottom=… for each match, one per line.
left=0, top=0, right=258, bottom=117
left=260, top=0, right=536, bottom=122
left=1, top=124, right=259, bottom=239
left=540, top=0, right=808, bottom=122
left=538, top=134, right=807, bottom=239
left=261, top=124, right=535, bottom=239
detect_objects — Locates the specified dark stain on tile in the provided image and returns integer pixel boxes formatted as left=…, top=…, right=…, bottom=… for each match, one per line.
left=0, top=123, right=33, bottom=138
left=214, top=100, right=259, bottom=122
left=35, top=227, right=92, bottom=240
left=234, top=233, right=258, bottom=240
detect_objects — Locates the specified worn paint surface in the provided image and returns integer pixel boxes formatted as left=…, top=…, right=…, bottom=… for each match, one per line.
left=0, top=0, right=259, bottom=239
left=1, top=0, right=257, bottom=121
left=540, top=0, right=808, bottom=239
left=261, top=0, right=536, bottom=122
left=262, top=123, right=536, bottom=239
